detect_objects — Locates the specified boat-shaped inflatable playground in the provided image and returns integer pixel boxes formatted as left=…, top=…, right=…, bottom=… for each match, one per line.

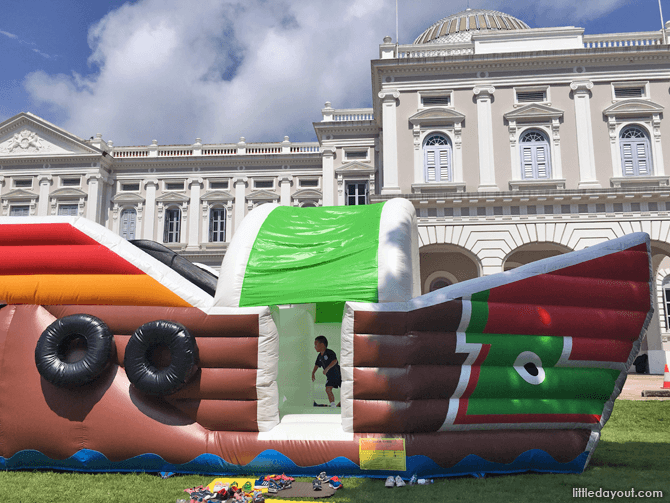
left=0, top=199, right=653, bottom=478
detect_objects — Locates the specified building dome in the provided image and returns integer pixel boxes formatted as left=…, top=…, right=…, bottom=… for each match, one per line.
left=414, top=8, right=531, bottom=45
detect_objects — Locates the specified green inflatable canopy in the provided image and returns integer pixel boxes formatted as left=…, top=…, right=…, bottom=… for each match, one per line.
left=214, top=199, right=419, bottom=321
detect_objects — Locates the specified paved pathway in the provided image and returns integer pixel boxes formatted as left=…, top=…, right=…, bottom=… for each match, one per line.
left=619, top=374, right=668, bottom=401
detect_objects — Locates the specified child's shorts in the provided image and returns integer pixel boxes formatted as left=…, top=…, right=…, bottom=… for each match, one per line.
left=325, top=377, right=341, bottom=389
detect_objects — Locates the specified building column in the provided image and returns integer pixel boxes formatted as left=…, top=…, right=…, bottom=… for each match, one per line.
left=570, top=81, right=601, bottom=189
left=379, top=89, right=401, bottom=195
left=279, top=175, right=292, bottom=206
left=187, top=177, right=202, bottom=250
left=233, top=177, right=248, bottom=233
left=201, top=202, right=210, bottom=246
left=322, top=148, right=335, bottom=206
left=85, top=174, right=101, bottom=223
left=37, top=175, right=52, bottom=216
left=225, top=201, right=233, bottom=243
left=473, top=86, right=498, bottom=192
left=143, top=179, right=158, bottom=240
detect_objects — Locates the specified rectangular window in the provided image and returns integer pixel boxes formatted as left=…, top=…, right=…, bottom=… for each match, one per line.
left=511, top=206, right=520, bottom=215
left=561, top=204, right=571, bottom=214
left=345, top=182, right=368, bottom=206
left=613, top=203, right=624, bottom=212
left=61, top=178, right=80, bottom=187
left=13, top=179, right=32, bottom=188
left=166, top=182, right=184, bottom=191
left=427, top=208, right=437, bottom=217
left=444, top=208, right=454, bottom=217
left=596, top=203, right=606, bottom=213
left=544, top=205, right=554, bottom=214
left=516, top=90, right=546, bottom=103
left=493, top=206, right=503, bottom=216
left=164, top=209, right=181, bottom=243
left=9, top=205, right=29, bottom=216
left=477, top=207, right=486, bottom=216
left=209, top=208, right=226, bottom=242
left=460, top=207, right=469, bottom=217
left=345, top=150, right=368, bottom=160
left=299, top=179, right=319, bottom=187
left=210, top=181, right=228, bottom=189
left=58, top=204, right=78, bottom=216
left=648, top=202, right=658, bottom=212
left=254, top=180, right=274, bottom=189
left=631, top=202, right=641, bottom=212
left=614, top=86, right=644, bottom=99
left=422, top=95, right=451, bottom=106
left=122, top=183, right=140, bottom=191
left=578, top=204, right=588, bottom=214
left=527, top=205, right=537, bottom=215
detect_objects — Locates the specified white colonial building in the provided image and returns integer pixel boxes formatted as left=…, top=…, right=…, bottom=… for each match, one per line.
left=1, top=8, right=669, bottom=373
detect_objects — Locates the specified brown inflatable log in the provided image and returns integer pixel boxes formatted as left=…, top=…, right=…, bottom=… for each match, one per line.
left=353, top=332, right=468, bottom=367
left=354, top=366, right=462, bottom=400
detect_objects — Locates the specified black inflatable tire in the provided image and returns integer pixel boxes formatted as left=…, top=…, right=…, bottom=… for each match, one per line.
left=124, top=320, right=199, bottom=396
left=35, top=314, right=115, bottom=387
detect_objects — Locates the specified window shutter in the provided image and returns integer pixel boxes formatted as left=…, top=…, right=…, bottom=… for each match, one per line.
left=536, top=147, right=547, bottom=178
left=636, top=143, right=649, bottom=175
left=426, top=150, right=436, bottom=181
left=621, top=143, right=635, bottom=175
left=439, top=149, right=449, bottom=181
left=522, top=147, right=534, bottom=178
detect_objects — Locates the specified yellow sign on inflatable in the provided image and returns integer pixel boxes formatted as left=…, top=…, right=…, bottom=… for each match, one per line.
left=359, top=438, right=406, bottom=471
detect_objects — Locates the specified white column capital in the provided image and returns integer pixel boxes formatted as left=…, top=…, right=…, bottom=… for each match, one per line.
left=321, top=147, right=336, bottom=158
left=232, top=176, right=248, bottom=185
left=37, top=174, right=53, bottom=185
left=187, top=177, right=204, bottom=186
left=378, top=89, right=400, bottom=101
left=86, top=173, right=102, bottom=184
left=278, top=175, right=293, bottom=183
left=144, top=178, right=159, bottom=188
left=570, top=80, right=594, bottom=93
left=473, top=86, right=495, bottom=97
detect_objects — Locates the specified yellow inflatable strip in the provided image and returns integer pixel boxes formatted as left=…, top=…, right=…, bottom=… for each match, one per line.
left=0, top=274, right=192, bottom=307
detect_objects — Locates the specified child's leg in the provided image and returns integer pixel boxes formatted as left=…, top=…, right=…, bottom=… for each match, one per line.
left=325, top=386, right=335, bottom=405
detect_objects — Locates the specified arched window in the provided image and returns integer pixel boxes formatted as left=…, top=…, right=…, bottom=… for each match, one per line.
left=519, top=129, right=551, bottom=179
left=163, top=207, right=181, bottom=243
left=423, top=134, right=452, bottom=182
left=620, top=125, right=652, bottom=176
left=301, top=202, right=317, bottom=208
left=209, top=207, right=226, bottom=242
left=663, top=276, right=670, bottom=331
left=120, top=208, right=137, bottom=240
left=429, top=277, right=452, bottom=292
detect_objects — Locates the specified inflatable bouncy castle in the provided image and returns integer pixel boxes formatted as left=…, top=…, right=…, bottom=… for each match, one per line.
left=0, top=199, right=653, bottom=477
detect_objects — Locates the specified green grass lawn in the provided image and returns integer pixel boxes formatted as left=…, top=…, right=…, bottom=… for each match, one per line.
left=0, top=400, right=668, bottom=503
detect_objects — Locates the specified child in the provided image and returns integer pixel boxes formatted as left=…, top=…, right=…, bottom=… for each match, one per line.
left=311, top=336, right=341, bottom=407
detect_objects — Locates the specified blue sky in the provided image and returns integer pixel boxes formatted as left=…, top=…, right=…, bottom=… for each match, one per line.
left=0, top=0, right=667, bottom=146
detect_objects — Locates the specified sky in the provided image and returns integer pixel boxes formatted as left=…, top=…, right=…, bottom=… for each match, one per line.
left=0, top=0, right=668, bottom=146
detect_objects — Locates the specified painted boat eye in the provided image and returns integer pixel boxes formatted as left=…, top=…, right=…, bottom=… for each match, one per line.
left=513, top=351, right=545, bottom=385
left=523, top=362, right=539, bottom=377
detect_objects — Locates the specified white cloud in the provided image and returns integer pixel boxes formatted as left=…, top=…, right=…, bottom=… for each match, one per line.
left=23, top=0, right=631, bottom=146
left=0, top=29, right=18, bottom=39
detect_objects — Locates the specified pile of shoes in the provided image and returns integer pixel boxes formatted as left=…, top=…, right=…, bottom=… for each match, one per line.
left=312, top=471, right=343, bottom=491
left=254, top=474, right=294, bottom=495
left=385, top=474, right=434, bottom=488
left=184, top=482, right=265, bottom=503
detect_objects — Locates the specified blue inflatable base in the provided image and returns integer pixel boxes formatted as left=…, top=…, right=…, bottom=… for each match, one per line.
left=0, top=448, right=588, bottom=478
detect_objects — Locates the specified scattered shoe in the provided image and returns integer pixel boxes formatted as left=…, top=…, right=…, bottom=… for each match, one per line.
left=409, top=474, right=418, bottom=485
left=313, top=478, right=322, bottom=491
left=328, top=476, right=343, bottom=490
left=395, top=475, right=406, bottom=487
left=242, top=481, right=252, bottom=492
left=385, top=475, right=395, bottom=488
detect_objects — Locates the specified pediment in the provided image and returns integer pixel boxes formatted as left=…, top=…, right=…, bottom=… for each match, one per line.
left=292, top=189, right=323, bottom=199
left=156, top=192, right=190, bottom=203
left=112, top=192, right=145, bottom=203
left=409, top=107, right=465, bottom=126
left=603, top=99, right=664, bottom=117
left=50, top=188, right=87, bottom=198
left=504, top=104, right=564, bottom=121
left=1, top=188, right=39, bottom=200
left=201, top=190, right=234, bottom=201
left=0, top=113, right=101, bottom=158
left=248, top=190, right=279, bottom=201
left=335, top=161, right=374, bottom=174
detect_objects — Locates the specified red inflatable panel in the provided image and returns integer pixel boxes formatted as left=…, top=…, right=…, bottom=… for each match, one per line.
left=0, top=223, right=98, bottom=246
left=548, top=246, right=649, bottom=281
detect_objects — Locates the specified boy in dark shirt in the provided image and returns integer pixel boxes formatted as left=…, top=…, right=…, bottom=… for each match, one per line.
left=311, top=335, right=341, bottom=407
